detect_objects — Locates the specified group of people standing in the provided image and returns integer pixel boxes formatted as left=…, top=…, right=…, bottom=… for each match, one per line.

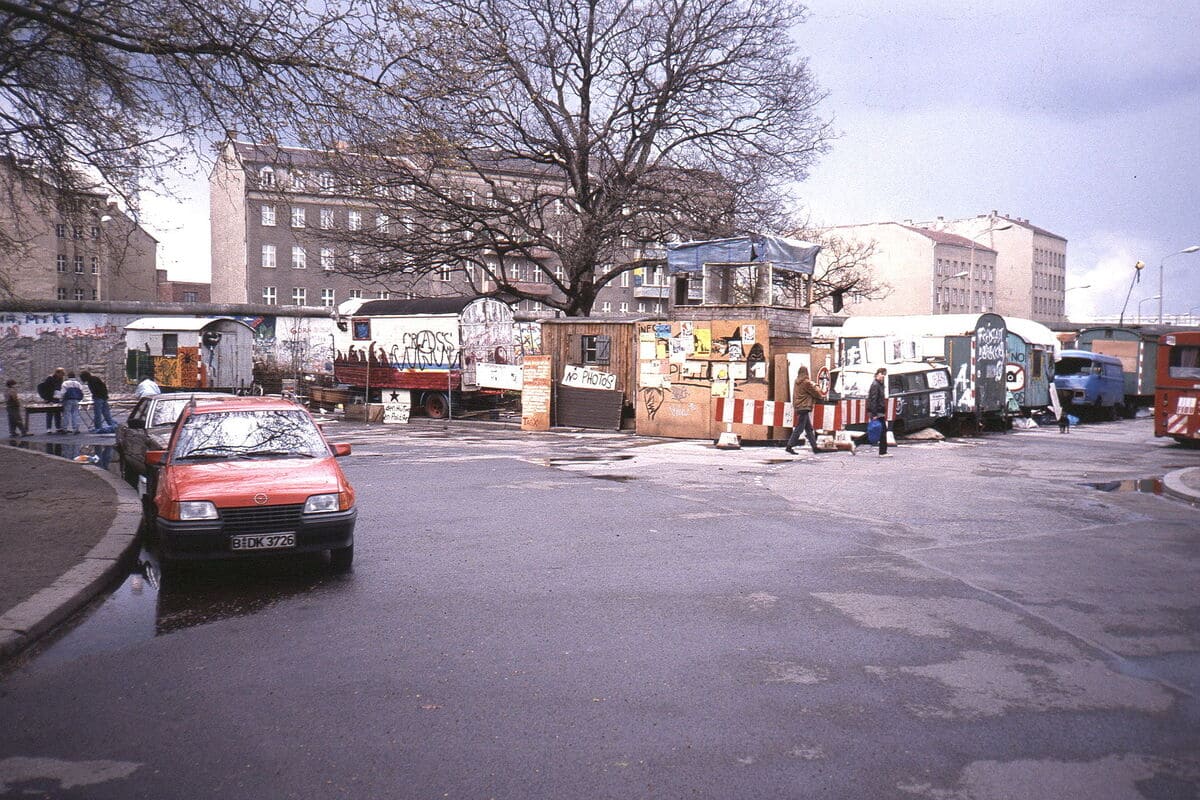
left=4, top=368, right=120, bottom=437
left=784, top=365, right=892, bottom=458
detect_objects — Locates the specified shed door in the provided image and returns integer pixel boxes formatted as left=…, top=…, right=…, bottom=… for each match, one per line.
left=555, top=384, right=623, bottom=430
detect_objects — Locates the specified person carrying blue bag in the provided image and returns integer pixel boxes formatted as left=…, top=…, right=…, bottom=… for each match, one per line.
left=866, top=367, right=891, bottom=458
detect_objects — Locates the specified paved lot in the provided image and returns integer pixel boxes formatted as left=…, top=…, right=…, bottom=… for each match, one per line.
left=0, top=417, right=1197, bottom=799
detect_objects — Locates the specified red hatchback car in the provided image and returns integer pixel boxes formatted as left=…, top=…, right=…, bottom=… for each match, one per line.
left=145, top=397, right=357, bottom=570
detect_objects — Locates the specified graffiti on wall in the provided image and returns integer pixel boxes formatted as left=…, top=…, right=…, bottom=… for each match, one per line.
left=0, top=312, right=121, bottom=340
left=636, top=319, right=770, bottom=435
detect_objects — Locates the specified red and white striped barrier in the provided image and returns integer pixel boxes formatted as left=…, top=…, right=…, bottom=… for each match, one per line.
left=714, top=397, right=895, bottom=430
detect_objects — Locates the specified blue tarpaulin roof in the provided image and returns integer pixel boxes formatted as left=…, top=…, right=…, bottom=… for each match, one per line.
left=665, top=235, right=820, bottom=274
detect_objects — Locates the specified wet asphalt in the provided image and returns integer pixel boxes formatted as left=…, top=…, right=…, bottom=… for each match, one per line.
left=0, top=417, right=1197, bottom=799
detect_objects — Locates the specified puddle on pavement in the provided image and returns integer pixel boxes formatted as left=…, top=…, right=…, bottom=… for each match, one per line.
left=5, top=438, right=120, bottom=474
left=585, top=474, right=637, bottom=482
left=25, top=547, right=344, bottom=671
left=1086, top=478, right=1165, bottom=495
left=1084, top=477, right=1200, bottom=507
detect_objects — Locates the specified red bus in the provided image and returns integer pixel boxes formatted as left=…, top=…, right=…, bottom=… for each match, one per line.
left=1155, top=331, right=1200, bottom=444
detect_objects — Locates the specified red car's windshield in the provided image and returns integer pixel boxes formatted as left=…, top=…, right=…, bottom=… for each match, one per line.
left=171, top=410, right=329, bottom=461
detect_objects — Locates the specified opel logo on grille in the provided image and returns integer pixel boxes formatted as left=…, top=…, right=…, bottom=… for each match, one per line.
left=253, top=493, right=269, bottom=505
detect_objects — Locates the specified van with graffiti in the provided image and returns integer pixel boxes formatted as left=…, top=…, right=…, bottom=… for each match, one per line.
left=837, top=313, right=1008, bottom=427
left=828, top=361, right=953, bottom=435
left=332, top=296, right=516, bottom=418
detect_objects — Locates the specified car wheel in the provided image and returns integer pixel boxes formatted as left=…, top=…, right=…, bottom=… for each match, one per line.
left=423, top=392, right=450, bottom=419
left=329, top=545, right=354, bottom=572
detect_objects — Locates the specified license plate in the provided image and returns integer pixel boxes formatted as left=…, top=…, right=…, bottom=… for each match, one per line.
left=230, top=533, right=296, bottom=551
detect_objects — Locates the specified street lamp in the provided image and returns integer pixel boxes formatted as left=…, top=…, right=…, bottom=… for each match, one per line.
left=933, top=270, right=969, bottom=313
left=966, top=221, right=1013, bottom=313
left=1138, top=295, right=1161, bottom=323
left=1159, top=245, right=1200, bottom=323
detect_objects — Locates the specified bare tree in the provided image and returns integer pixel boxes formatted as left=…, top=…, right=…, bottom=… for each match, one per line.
left=776, top=226, right=889, bottom=313
left=304, top=0, right=830, bottom=316
left=0, top=0, right=377, bottom=243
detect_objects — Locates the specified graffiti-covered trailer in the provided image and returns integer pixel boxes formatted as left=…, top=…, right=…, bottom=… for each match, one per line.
left=333, top=297, right=515, bottom=418
left=1004, top=318, right=1058, bottom=412
left=124, top=317, right=255, bottom=392
left=837, top=314, right=1008, bottom=421
left=1155, top=331, right=1200, bottom=444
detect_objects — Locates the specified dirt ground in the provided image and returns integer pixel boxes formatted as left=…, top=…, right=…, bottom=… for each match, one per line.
left=0, top=446, right=118, bottom=612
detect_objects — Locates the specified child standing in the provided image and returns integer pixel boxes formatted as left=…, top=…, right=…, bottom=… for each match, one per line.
left=5, top=379, right=30, bottom=437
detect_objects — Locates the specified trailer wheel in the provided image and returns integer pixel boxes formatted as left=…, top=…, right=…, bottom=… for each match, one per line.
left=423, top=392, right=450, bottom=419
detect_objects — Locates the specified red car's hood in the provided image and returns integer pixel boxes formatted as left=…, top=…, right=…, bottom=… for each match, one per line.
left=164, top=457, right=346, bottom=508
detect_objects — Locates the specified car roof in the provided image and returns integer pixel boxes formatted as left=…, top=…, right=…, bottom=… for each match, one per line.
left=187, top=397, right=306, bottom=414
left=150, top=392, right=237, bottom=402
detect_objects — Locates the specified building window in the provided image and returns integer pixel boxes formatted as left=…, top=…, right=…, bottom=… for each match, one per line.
left=262, top=244, right=276, bottom=268
left=262, top=286, right=277, bottom=305
left=56, top=254, right=67, bottom=272
left=73, top=288, right=84, bottom=301
left=320, top=207, right=334, bottom=229
left=182, top=291, right=198, bottom=303
left=292, top=246, right=306, bottom=269
left=321, top=248, right=334, bottom=271
left=348, top=210, right=361, bottom=230
left=600, top=301, right=612, bottom=313
left=508, top=263, right=521, bottom=281
left=321, top=288, right=335, bottom=307
left=438, top=264, right=453, bottom=282
left=620, top=271, right=630, bottom=287
left=580, top=334, right=611, bottom=365
left=292, top=287, right=306, bottom=305
left=74, top=255, right=84, bottom=273
left=350, top=251, right=362, bottom=269
left=56, top=224, right=67, bottom=238
left=291, top=207, right=305, bottom=228
left=401, top=216, right=414, bottom=233
left=91, top=226, right=100, bottom=239
left=349, top=289, right=362, bottom=299
left=619, top=302, right=629, bottom=313
left=377, top=290, right=389, bottom=299
left=261, top=204, right=276, bottom=226
left=376, top=213, right=389, bottom=233
left=554, top=264, right=565, bottom=282
left=73, top=227, right=83, bottom=239
left=637, top=302, right=646, bottom=313
left=57, top=288, right=67, bottom=300
left=90, top=256, right=99, bottom=274
left=319, top=172, right=335, bottom=191
left=258, top=166, right=275, bottom=187
left=91, top=289, right=97, bottom=300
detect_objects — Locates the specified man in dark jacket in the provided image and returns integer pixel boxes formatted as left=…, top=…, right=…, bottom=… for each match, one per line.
left=80, top=370, right=117, bottom=432
left=36, top=367, right=65, bottom=433
left=866, top=367, right=891, bottom=457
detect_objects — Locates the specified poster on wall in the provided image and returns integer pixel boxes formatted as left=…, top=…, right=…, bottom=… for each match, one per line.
left=521, top=355, right=553, bottom=431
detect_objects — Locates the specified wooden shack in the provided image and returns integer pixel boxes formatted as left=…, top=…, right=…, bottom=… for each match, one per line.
left=538, top=318, right=650, bottom=429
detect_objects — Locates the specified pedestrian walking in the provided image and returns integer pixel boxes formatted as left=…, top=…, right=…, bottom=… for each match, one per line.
left=36, top=367, right=66, bottom=433
left=80, top=370, right=117, bottom=432
left=5, top=379, right=30, bottom=437
left=135, top=374, right=161, bottom=398
left=785, top=366, right=826, bottom=455
left=60, top=371, right=85, bottom=433
left=867, top=367, right=891, bottom=457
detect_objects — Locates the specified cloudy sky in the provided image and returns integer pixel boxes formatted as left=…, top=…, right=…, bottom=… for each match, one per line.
left=145, top=0, right=1200, bottom=321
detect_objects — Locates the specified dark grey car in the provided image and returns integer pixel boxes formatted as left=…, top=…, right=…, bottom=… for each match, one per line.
left=115, top=392, right=237, bottom=489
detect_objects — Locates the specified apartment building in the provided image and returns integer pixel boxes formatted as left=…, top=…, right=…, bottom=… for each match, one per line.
left=933, top=213, right=1068, bottom=324
left=826, top=222, right=999, bottom=317
left=0, top=159, right=158, bottom=302
left=209, top=138, right=670, bottom=316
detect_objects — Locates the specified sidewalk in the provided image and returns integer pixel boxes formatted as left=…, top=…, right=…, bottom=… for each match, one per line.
left=0, top=441, right=142, bottom=661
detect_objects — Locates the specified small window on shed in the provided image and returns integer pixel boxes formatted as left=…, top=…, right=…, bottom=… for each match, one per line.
left=580, top=334, right=611, bottom=365
left=162, top=333, right=178, bottom=357
left=352, top=319, right=371, bottom=341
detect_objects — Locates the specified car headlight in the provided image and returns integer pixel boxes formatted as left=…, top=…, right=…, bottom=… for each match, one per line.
left=178, top=501, right=218, bottom=520
left=304, top=493, right=341, bottom=514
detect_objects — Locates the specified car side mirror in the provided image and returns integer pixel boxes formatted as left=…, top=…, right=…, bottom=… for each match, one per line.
left=128, top=418, right=145, bottom=429
left=332, top=443, right=352, bottom=458
left=146, top=450, right=166, bottom=466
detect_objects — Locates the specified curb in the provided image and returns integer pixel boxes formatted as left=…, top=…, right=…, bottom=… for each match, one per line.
left=0, top=448, right=143, bottom=661
left=1162, top=466, right=1200, bottom=506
